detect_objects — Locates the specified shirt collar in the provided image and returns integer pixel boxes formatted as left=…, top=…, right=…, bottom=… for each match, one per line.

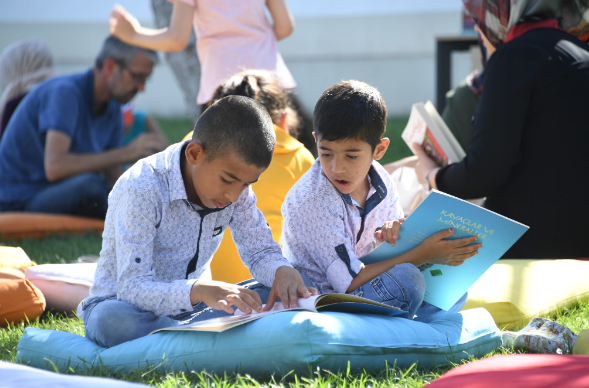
left=166, top=141, right=232, bottom=212
left=168, top=141, right=191, bottom=203
left=340, top=163, right=388, bottom=209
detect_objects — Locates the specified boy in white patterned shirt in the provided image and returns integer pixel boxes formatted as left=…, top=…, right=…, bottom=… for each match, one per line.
left=79, top=96, right=315, bottom=347
left=282, top=81, right=480, bottom=322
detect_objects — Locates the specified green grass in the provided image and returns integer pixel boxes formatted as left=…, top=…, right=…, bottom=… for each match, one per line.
left=2, top=234, right=589, bottom=387
left=382, top=117, right=413, bottom=165
left=158, top=117, right=193, bottom=144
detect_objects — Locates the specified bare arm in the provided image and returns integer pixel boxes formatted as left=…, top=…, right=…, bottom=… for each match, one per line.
left=266, top=0, right=294, bottom=40
left=44, top=130, right=164, bottom=182
left=346, top=247, right=426, bottom=293
left=109, top=3, right=194, bottom=52
left=346, top=229, right=481, bottom=293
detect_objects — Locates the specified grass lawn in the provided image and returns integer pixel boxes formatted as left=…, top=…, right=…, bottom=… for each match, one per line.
left=2, top=234, right=589, bottom=387
left=1, top=117, right=587, bottom=386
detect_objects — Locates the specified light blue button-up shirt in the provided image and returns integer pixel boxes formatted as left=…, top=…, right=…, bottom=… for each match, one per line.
left=79, top=142, right=291, bottom=318
left=282, top=159, right=404, bottom=294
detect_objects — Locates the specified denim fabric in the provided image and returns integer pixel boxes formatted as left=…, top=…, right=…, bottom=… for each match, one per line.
left=414, top=292, right=468, bottom=324
left=348, top=263, right=467, bottom=322
left=0, top=173, right=108, bottom=219
left=349, top=263, right=425, bottom=319
left=82, top=279, right=271, bottom=348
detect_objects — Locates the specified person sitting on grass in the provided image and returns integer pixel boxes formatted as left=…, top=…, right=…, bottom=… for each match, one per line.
left=78, top=95, right=316, bottom=348
left=281, top=81, right=480, bottom=323
left=0, top=36, right=166, bottom=219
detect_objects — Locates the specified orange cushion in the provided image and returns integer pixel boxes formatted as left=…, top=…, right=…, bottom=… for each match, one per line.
left=0, top=268, right=45, bottom=327
left=0, top=212, right=104, bottom=239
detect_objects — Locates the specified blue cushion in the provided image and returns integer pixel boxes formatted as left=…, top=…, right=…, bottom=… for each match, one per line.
left=16, top=308, right=500, bottom=375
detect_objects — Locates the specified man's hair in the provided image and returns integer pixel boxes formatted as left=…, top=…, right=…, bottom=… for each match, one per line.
left=95, top=36, right=159, bottom=70
left=313, top=80, right=387, bottom=151
left=192, top=95, right=275, bottom=168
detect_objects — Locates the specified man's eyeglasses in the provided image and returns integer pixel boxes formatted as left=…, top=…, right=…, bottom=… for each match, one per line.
left=122, top=67, right=151, bottom=85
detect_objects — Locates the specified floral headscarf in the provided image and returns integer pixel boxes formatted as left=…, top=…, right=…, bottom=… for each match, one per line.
left=462, top=0, right=589, bottom=47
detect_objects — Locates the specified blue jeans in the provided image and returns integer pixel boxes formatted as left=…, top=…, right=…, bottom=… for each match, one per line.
left=0, top=173, right=108, bottom=219
left=348, top=263, right=467, bottom=323
left=82, top=279, right=271, bottom=348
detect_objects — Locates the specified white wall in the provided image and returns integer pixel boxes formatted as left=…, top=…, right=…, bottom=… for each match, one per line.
left=0, top=0, right=473, bottom=117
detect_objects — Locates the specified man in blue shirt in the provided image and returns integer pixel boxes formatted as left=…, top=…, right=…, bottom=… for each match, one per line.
left=0, top=36, right=163, bottom=219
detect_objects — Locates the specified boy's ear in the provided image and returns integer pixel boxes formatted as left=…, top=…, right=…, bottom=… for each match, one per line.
left=312, top=131, right=317, bottom=143
left=185, top=142, right=205, bottom=166
left=373, top=137, right=390, bottom=161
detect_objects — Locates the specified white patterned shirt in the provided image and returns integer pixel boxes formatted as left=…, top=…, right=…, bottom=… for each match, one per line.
left=78, top=142, right=292, bottom=318
left=281, top=159, right=404, bottom=294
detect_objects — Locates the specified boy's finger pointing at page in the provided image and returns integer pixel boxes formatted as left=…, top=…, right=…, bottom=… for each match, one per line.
left=263, top=266, right=310, bottom=311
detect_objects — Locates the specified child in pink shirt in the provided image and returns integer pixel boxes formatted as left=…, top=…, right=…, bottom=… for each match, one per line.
left=110, top=0, right=296, bottom=106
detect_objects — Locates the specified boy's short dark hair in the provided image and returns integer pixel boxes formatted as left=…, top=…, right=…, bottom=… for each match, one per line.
left=192, top=95, right=275, bottom=168
left=313, top=80, right=387, bottom=151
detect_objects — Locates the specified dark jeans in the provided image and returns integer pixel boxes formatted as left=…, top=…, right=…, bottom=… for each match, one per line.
left=0, top=173, right=108, bottom=219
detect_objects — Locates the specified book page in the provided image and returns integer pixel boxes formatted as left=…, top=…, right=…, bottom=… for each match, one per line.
left=424, top=101, right=466, bottom=162
left=150, top=294, right=406, bottom=334
left=234, top=295, right=320, bottom=316
left=151, top=313, right=264, bottom=333
left=315, top=293, right=400, bottom=310
left=401, top=103, right=449, bottom=166
left=401, top=104, right=427, bottom=153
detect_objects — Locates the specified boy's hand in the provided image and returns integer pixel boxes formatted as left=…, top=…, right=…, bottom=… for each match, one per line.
left=263, top=266, right=318, bottom=311
left=109, top=4, right=140, bottom=42
left=190, top=280, right=263, bottom=315
left=416, top=228, right=481, bottom=266
left=374, top=218, right=405, bottom=246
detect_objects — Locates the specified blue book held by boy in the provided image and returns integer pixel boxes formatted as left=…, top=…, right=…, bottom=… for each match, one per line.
left=360, top=190, right=529, bottom=311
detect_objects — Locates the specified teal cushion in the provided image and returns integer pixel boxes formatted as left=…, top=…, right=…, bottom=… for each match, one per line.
left=16, top=308, right=500, bottom=375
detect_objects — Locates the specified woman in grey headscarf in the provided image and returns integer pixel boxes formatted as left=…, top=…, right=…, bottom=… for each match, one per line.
left=0, top=38, right=55, bottom=136
left=414, top=0, right=589, bottom=259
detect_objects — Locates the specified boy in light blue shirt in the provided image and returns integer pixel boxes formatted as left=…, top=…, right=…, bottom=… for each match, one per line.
left=80, top=96, right=315, bottom=348
left=282, top=81, right=481, bottom=322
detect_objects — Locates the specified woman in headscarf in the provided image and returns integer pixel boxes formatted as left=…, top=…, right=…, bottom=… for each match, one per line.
left=414, top=0, right=589, bottom=259
left=0, top=39, right=55, bottom=138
